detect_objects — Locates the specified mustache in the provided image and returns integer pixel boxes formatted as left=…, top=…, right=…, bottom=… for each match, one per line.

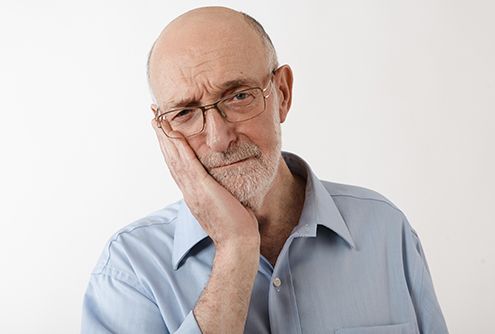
left=198, top=141, right=261, bottom=169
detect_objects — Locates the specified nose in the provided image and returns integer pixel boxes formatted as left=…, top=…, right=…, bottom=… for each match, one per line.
left=204, top=107, right=237, bottom=152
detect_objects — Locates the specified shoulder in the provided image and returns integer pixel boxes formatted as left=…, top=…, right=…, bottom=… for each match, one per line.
left=321, top=180, right=408, bottom=226
left=320, top=181, right=422, bottom=253
left=322, top=180, right=401, bottom=211
left=92, top=200, right=182, bottom=275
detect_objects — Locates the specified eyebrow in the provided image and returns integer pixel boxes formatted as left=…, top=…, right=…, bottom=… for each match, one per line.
left=163, top=78, right=258, bottom=111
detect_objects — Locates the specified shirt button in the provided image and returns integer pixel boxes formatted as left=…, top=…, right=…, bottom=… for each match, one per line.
left=273, top=277, right=282, bottom=288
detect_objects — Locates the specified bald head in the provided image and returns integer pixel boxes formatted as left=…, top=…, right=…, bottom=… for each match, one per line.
left=146, top=7, right=278, bottom=103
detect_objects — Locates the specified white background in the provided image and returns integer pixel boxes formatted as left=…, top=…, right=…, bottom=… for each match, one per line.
left=1, top=0, right=493, bottom=333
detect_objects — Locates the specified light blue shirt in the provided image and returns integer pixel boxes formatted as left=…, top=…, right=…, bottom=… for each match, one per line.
left=82, top=152, right=448, bottom=334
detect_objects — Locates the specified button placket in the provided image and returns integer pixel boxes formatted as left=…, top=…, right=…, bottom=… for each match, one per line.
left=268, top=235, right=302, bottom=334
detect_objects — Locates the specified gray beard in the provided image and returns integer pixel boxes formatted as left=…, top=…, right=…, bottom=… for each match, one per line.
left=209, top=153, right=280, bottom=210
left=199, top=140, right=281, bottom=210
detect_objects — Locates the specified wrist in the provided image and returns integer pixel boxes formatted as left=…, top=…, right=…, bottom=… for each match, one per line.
left=216, top=237, right=260, bottom=254
left=215, top=240, right=260, bottom=266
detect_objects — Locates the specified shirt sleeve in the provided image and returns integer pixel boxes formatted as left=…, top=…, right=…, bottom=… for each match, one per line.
left=81, top=266, right=203, bottom=334
left=402, top=220, right=449, bottom=334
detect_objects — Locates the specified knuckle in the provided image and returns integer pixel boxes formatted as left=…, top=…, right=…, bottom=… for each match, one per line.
left=168, top=158, right=181, bottom=171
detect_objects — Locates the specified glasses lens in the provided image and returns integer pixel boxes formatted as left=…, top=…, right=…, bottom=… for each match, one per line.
left=218, top=88, right=265, bottom=122
left=159, top=107, right=203, bottom=138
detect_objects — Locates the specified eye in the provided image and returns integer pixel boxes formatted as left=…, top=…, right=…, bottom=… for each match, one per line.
left=224, top=90, right=256, bottom=107
left=233, top=92, right=249, bottom=100
left=170, top=108, right=194, bottom=122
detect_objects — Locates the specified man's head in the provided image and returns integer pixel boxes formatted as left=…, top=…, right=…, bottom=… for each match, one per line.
left=146, top=8, right=279, bottom=94
left=147, top=6, right=293, bottom=210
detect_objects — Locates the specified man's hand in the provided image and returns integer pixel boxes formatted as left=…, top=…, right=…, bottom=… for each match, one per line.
left=150, top=116, right=260, bottom=249
left=151, top=114, right=260, bottom=333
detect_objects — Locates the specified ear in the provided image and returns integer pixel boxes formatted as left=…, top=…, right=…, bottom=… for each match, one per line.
left=274, top=65, right=293, bottom=124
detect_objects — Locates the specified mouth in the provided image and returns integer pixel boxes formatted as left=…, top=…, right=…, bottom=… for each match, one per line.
left=213, top=156, right=253, bottom=169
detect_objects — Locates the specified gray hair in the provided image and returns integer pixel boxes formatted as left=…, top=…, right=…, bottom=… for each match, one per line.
left=146, top=11, right=278, bottom=104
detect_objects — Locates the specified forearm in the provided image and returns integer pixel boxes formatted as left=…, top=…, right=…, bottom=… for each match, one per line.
left=193, top=243, right=259, bottom=334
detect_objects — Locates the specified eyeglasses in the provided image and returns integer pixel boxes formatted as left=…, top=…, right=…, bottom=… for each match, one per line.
left=155, top=72, right=274, bottom=138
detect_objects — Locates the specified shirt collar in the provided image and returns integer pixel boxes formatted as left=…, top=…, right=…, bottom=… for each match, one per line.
left=282, top=152, right=355, bottom=249
left=172, top=200, right=209, bottom=270
left=172, top=151, right=355, bottom=270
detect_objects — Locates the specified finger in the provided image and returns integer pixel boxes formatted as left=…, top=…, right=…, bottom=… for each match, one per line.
left=151, top=118, right=184, bottom=185
left=173, top=134, right=209, bottom=182
left=150, top=108, right=199, bottom=189
left=160, top=121, right=210, bottom=183
left=150, top=105, right=177, bottom=166
left=152, top=115, right=209, bottom=176
left=151, top=117, right=209, bottom=189
left=151, top=118, right=176, bottom=163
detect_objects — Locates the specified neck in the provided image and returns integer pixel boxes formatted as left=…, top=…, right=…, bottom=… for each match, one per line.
left=252, top=155, right=306, bottom=265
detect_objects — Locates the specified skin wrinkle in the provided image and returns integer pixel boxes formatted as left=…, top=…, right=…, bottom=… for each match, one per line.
left=166, top=81, right=243, bottom=110
left=165, top=51, right=264, bottom=108
left=164, top=77, right=254, bottom=110
left=161, top=62, right=250, bottom=110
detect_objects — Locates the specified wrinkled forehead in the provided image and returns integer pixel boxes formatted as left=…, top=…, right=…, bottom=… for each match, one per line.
left=155, top=48, right=267, bottom=105
left=149, top=14, right=270, bottom=106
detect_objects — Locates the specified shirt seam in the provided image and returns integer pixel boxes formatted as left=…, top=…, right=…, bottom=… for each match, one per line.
left=330, top=194, right=406, bottom=216
left=91, top=266, right=157, bottom=305
left=410, top=225, right=427, bottom=308
left=101, top=219, right=176, bottom=269
left=417, top=260, right=426, bottom=309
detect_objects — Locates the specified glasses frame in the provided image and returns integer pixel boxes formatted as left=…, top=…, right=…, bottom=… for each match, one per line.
left=156, top=69, right=277, bottom=138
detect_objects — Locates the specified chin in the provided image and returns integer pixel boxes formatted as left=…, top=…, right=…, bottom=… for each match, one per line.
left=210, top=155, right=280, bottom=211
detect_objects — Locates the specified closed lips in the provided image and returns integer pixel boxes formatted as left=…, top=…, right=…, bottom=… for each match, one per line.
left=215, top=156, right=252, bottom=168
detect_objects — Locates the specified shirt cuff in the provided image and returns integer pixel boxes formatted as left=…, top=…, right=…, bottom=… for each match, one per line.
left=175, top=310, right=202, bottom=334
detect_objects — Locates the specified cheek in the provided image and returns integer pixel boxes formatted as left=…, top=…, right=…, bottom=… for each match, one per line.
left=248, top=118, right=281, bottom=151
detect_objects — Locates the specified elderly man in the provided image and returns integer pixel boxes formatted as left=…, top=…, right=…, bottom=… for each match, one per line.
left=82, top=6, right=448, bottom=334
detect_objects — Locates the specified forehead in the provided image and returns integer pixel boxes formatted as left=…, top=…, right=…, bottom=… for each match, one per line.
left=165, top=77, right=265, bottom=111
left=159, top=53, right=265, bottom=107
left=150, top=16, right=269, bottom=106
